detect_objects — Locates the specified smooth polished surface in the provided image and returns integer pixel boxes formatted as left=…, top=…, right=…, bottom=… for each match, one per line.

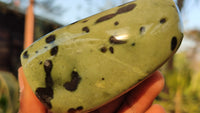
left=21, top=0, right=183, bottom=112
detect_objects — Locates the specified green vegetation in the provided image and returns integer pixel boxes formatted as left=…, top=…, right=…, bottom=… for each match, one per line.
left=155, top=53, right=200, bottom=113
left=0, top=72, right=19, bottom=113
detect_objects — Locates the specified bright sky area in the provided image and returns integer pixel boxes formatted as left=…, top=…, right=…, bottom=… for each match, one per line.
left=1, top=0, right=200, bottom=31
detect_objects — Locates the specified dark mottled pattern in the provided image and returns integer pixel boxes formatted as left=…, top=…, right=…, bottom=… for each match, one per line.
left=68, top=108, right=76, bottom=113
left=46, top=35, right=56, bottom=43
left=160, top=18, right=166, bottom=24
left=109, top=47, right=114, bottom=54
left=50, top=46, right=58, bottom=56
left=95, top=3, right=136, bottom=24
left=102, top=78, right=105, bottom=80
left=63, top=70, right=81, bottom=92
left=39, top=61, right=43, bottom=65
left=76, top=106, right=83, bottom=111
left=35, top=87, right=53, bottom=109
left=140, top=26, right=145, bottom=34
left=82, top=26, right=90, bottom=33
left=100, top=47, right=107, bottom=53
left=82, top=20, right=88, bottom=23
left=44, top=60, right=54, bottom=88
left=114, top=21, right=119, bottom=26
left=23, top=51, right=29, bottom=58
left=35, top=51, right=38, bottom=54
left=68, top=106, right=83, bottom=113
left=95, top=14, right=116, bottom=24
left=44, top=60, right=53, bottom=71
left=109, top=36, right=127, bottom=44
left=116, top=3, right=136, bottom=14
left=171, top=36, right=177, bottom=51
left=35, top=60, right=54, bottom=109
left=131, top=42, right=136, bottom=46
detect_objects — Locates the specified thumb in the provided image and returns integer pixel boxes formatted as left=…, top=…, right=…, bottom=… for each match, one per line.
left=18, top=67, right=46, bottom=113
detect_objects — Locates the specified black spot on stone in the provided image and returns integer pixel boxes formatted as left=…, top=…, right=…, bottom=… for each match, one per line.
left=116, top=3, right=136, bottom=14
left=35, top=51, right=38, bottom=54
left=160, top=18, right=166, bottom=24
left=46, top=35, right=56, bottom=43
left=109, top=47, right=114, bottom=54
left=82, top=26, right=90, bottom=33
left=171, top=36, right=177, bottom=51
left=109, top=36, right=127, bottom=44
left=114, top=21, right=119, bottom=26
left=68, top=106, right=83, bottom=113
left=82, top=20, right=88, bottom=23
left=63, top=70, right=81, bottom=92
left=45, top=75, right=54, bottom=89
left=44, top=46, right=48, bottom=49
left=35, top=60, right=54, bottom=109
left=100, top=47, right=107, bottom=53
left=23, top=51, right=29, bottom=59
left=44, top=60, right=53, bottom=88
left=50, top=46, right=58, bottom=56
left=95, top=3, right=136, bottom=24
left=102, top=78, right=105, bottom=80
left=140, top=26, right=145, bottom=34
left=95, top=13, right=116, bottom=24
left=68, top=108, right=76, bottom=113
left=39, top=61, right=43, bottom=65
left=131, top=42, right=135, bottom=46
left=44, top=60, right=53, bottom=74
left=35, top=87, right=53, bottom=109
left=77, top=106, right=83, bottom=111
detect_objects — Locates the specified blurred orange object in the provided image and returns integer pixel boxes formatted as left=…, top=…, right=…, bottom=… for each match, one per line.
left=18, top=67, right=46, bottom=113
left=23, top=0, right=34, bottom=49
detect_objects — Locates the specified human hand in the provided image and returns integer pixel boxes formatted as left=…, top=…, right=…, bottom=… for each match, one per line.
left=18, top=67, right=165, bottom=113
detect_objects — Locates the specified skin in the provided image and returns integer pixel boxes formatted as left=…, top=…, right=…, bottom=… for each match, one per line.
left=18, top=67, right=165, bottom=113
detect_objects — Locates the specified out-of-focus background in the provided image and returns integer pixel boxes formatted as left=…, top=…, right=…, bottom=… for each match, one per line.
left=0, top=0, right=199, bottom=113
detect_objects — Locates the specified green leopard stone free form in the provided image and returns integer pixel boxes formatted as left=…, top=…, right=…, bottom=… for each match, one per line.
left=21, top=0, right=183, bottom=112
